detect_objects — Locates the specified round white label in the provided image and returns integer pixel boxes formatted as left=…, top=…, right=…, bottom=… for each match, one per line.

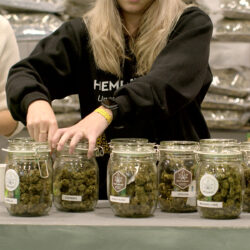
left=5, top=169, right=19, bottom=191
left=200, top=174, right=219, bottom=197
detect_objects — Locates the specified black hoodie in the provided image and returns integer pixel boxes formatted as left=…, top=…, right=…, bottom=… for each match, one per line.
left=6, top=6, right=213, bottom=143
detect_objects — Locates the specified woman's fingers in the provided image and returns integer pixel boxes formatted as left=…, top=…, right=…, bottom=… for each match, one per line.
left=27, top=123, right=34, bottom=140
left=51, top=128, right=67, bottom=149
left=69, top=132, right=84, bottom=154
left=38, top=131, right=47, bottom=142
left=87, top=137, right=96, bottom=159
left=26, top=100, right=58, bottom=143
left=56, top=130, right=75, bottom=151
left=50, top=108, right=110, bottom=156
left=28, top=120, right=40, bottom=141
left=38, top=122, right=49, bottom=142
left=47, top=120, right=58, bottom=148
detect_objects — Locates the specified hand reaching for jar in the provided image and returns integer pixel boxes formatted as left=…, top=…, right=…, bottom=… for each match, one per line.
left=51, top=107, right=112, bottom=158
left=27, top=100, right=58, bottom=145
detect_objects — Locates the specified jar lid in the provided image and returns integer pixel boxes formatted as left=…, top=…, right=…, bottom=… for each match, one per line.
left=199, top=138, right=238, bottom=144
left=8, top=137, right=34, bottom=144
left=62, top=141, right=89, bottom=153
left=240, top=141, right=250, bottom=151
left=112, top=143, right=156, bottom=156
left=73, top=141, right=89, bottom=151
left=62, top=140, right=103, bottom=157
left=34, top=142, right=50, bottom=153
left=195, top=149, right=242, bottom=158
left=159, top=141, right=198, bottom=153
left=3, top=139, right=50, bottom=153
left=109, top=138, right=149, bottom=150
left=198, top=142, right=240, bottom=154
left=110, top=138, right=148, bottom=143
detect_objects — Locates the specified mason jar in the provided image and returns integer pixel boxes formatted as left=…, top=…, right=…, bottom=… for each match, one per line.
left=196, top=148, right=243, bottom=219
left=240, top=142, right=250, bottom=212
left=158, top=141, right=198, bottom=212
left=53, top=141, right=102, bottom=212
left=107, top=143, right=158, bottom=217
left=4, top=141, right=52, bottom=216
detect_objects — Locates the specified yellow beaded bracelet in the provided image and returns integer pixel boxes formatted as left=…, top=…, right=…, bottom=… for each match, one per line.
left=94, top=107, right=112, bottom=125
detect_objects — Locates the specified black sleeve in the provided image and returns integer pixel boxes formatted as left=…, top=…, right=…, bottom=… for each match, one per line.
left=113, top=7, right=213, bottom=122
left=6, top=18, right=87, bottom=124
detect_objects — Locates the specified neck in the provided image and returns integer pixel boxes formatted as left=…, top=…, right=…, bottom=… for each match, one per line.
left=123, top=12, right=142, bottom=36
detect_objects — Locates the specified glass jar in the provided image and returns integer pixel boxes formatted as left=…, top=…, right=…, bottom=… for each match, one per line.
left=107, top=143, right=158, bottom=217
left=158, top=141, right=198, bottom=212
left=4, top=141, right=52, bottom=216
left=196, top=148, right=243, bottom=219
left=53, top=142, right=102, bottom=212
left=240, top=142, right=250, bottom=212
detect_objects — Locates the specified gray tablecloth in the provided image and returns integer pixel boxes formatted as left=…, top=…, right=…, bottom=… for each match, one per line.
left=1, top=201, right=250, bottom=250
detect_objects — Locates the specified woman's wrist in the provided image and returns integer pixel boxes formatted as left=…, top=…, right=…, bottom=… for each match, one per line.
left=94, top=106, right=113, bottom=125
left=101, top=98, right=119, bottom=122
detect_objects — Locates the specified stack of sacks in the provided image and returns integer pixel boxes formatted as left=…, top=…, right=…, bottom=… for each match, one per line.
left=0, top=0, right=65, bottom=58
left=196, top=0, right=250, bottom=130
left=202, top=68, right=250, bottom=129
left=0, top=1, right=82, bottom=128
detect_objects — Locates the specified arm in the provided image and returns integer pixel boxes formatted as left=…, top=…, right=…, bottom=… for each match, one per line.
left=0, top=15, right=23, bottom=137
left=52, top=106, right=112, bottom=158
left=6, top=18, right=87, bottom=142
left=6, top=18, right=86, bottom=125
left=113, top=7, right=213, bottom=122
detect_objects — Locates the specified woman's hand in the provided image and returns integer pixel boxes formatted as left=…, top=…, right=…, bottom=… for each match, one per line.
left=26, top=100, right=58, bottom=145
left=51, top=107, right=112, bottom=158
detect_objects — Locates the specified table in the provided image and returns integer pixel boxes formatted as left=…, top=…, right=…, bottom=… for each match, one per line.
left=1, top=201, right=250, bottom=250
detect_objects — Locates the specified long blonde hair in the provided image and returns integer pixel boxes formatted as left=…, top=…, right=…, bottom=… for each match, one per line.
left=84, top=0, right=188, bottom=78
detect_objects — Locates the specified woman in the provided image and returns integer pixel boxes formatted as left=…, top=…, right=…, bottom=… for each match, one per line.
left=0, top=15, right=23, bottom=137
left=6, top=0, right=213, bottom=198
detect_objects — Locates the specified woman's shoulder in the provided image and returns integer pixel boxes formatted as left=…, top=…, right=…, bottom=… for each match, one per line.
left=56, top=17, right=89, bottom=41
left=171, top=6, right=213, bottom=35
left=63, top=17, right=88, bottom=33
left=180, top=6, right=212, bottom=24
left=168, top=6, right=213, bottom=42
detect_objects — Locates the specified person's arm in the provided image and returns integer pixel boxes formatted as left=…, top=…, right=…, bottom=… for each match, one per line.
left=6, top=18, right=86, bottom=125
left=52, top=105, right=112, bottom=158
left=113, top=7, right=213, bottom=122
left=6, top=18, right=86, bottom=142
left=0, top=15, right=23, bottom=137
